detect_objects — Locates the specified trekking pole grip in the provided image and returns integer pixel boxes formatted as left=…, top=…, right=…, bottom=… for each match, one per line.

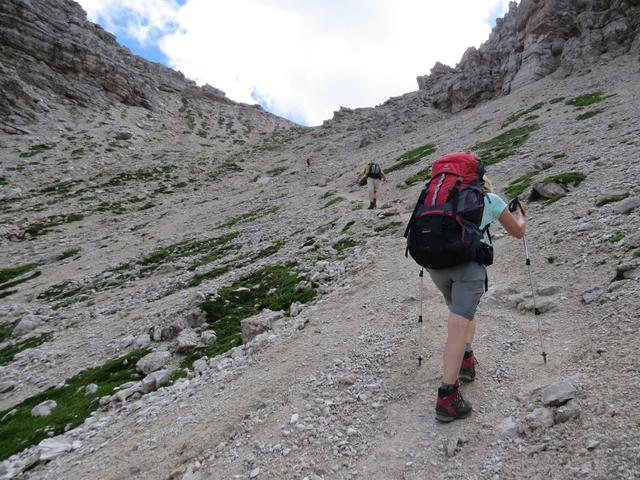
left=509, top=197, right=525, bottom=216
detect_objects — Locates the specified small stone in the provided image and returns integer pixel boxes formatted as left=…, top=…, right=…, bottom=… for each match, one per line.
left=193, top=358, right=209, bottom=374
left=290, top=413, right=299, bottom=424
left=84, top=384, right=98, bottom=396
left=498, top=416, right=520, bottom=438
left=133, top=333, right=151, bottom=348
left=542, top=381, right=576, bottom=406
left=445, top=437, right=459, bottom=457
left=337, top=374, right=356, bottom=386
left=582, top=288, right=604, bottom=304
left=525, top=407, right=555, bottom=429
left=586, top=439, right=600, bottom=450
left=114, top=131, right=133, bottom=140
left=201, top=330, right=217, bottom=345
left=31, top=400, right=57, bottom=417
left=595, top=191, right=629, bottom=207
left=555, top=400, right=581, bottom=423
left=249, top=467, right=260, bottom=478
left=185, top=309, right=207, bottom=328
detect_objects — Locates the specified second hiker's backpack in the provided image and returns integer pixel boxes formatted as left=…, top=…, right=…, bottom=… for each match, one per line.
left=404, top=152, right=488, bottom=270
left=367, top=163, right=382, bottom=179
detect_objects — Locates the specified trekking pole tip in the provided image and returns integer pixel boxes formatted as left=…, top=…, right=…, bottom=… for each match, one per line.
left=418, top=356, right=423, bottom=367
left=542, top=352, right=547, bottom=364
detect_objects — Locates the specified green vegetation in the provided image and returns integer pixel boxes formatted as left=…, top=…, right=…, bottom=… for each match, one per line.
left=472, top=125, right=539, bottom=165
left=544, top=193, right=566, bottom=205
left=609, top=231, right=625, bottom=243
left=0, top=322, right=17, bottom=343
left=576, top=109, right=605, bottom=121
left=333, top=238, right=358, bottom=253
left=19, top=144, right=52, bottom=158
left=341, top=220, right=355, bottom=233
left=373, top=221, right=402, bottom=233
left=0, top=263, right=39, bottom=284
left=0, top=333, right=53, bottom=367
left=179, top=264, right=315, bottom=369
left=549, top=96, right=566, bottom=104
left=552, top=153, right=567, bottom=159
left=543, top=172, right=586, bottom=187
left=501, top=102, right=544, bottom=128
left=472, top=119, right=491, bottom=132
left=210, top=159, right=243, bottom=180
left=399, top=166, right=431, bottom=189
left=267, top=166, right=287, bottom=176
left=566, top=91, right=605, bottom=107
left=24, top=213, right=84, bottom=237
left=57, top=247, right=81, bottom=260
left=385, top=143, right=436, bottom=173
left=322, top=196, right=345, bottom=209
left=0, top=348, right=149, bottom=461
left=218, top=206, right=279, bottom=229
left=505, top=172, right=536, bottom=198
left=321, top=191, right=335, bottom=199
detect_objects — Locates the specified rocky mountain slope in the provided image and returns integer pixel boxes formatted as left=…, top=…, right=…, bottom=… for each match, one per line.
left=1, top=0, right=640, bottom=479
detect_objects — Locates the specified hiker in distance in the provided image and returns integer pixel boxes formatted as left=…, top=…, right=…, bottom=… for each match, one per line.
left=356, top=162, right=386, bottom=209
left=403, top=151, right=526, bottom=422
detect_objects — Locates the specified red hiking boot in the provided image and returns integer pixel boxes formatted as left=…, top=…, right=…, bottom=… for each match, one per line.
left=435, top=380, right=472, bottom=423
left=459, top=350, right=476, bottom=383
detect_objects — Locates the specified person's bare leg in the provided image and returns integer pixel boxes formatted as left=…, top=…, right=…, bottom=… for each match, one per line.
left=443, top=312, right=469, bottom=384
left=368, top=190, right=375, bottom=203
left=464, top=318, right=476, bottom=349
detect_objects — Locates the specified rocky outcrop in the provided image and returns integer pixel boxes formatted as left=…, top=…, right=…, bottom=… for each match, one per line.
left=0, top=0, right=291, bottom=129
left=417, top=0, right=640, bottom=112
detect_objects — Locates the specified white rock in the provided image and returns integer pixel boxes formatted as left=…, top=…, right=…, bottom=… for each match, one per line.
left=542, top=381, right=576, bottom=406
left=136, top=350, right=171, bottom=374
left=12, top=315, right=43, bottom=336
left=498, top=416, right=520, bottom=438
left=193, top=358, right=209, bottom=374
left=201, top=330, right=217, bottom=344
left=249, top=467, right=261, bottom=478
left=525, top=407, right=555, bottom=429
left=31, top=400, right=57, bottom=417
left=38, top=437, right=76, bottom=460
left=84, top=384, right=98, bottom=396
left=177, top=328, right=200, bottom=352
left=133, top=333, right=151, bottom=348
left=290, top=413, right=299, bottom=424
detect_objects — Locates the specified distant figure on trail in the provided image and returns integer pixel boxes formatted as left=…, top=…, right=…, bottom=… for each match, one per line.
left=355, top=162, right=385, bottom=209
left=306, top=158, right=311, bottom=168
left=403, top=151, right=527, bottom=423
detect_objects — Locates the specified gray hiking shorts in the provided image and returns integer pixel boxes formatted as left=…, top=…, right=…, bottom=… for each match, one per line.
left=427, top=262, right=486, bottom=320
left=367, top=177, right=381, bottom=192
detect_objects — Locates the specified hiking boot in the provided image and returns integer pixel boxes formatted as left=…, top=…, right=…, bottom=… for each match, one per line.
left=368, top=202, right=375, bottom=209
left=435, top=381, right=472, bottom=422
left=459, top=351, right=476, bottom=383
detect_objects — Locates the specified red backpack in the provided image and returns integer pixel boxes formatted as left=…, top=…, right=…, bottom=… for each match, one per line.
left=404, top=152, right=490, bottom=269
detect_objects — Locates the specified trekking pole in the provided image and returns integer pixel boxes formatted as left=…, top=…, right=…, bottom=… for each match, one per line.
left=418, top=268, right=424, bottom=366
left=509, top=198, right=547, bottom=364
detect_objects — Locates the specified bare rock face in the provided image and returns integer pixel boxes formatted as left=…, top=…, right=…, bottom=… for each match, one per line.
left=417, top=0, right=640, bottom=112
left=0, top=0, right=294, bottom=132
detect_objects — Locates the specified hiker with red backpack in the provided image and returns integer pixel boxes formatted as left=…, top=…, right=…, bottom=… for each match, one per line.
left=356, top=162, right=386, bottom=209
left=404, top=152, right=526, bottom=422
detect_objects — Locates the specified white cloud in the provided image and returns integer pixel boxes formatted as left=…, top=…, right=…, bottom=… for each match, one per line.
left=79, top=0, right=514, bottom=125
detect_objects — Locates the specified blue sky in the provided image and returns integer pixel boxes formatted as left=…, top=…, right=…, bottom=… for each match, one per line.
left=80, top=0, right=514, bottom=125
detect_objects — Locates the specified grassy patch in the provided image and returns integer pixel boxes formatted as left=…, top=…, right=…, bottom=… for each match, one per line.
left=505, top=172, right=536, bottom=198
left=0, top=321, right=18, bottom=343
left=218, top=206, right=279, bottom=229
left=0, top=332, right=53, bottom=367
left=385, top=143, right=436, bottom=173
left=322, top=196, right=345, bottom=209
left=19, top=144, right=52, bottom=158
left=58, top=247, right=81, bottom=260
left=0, top=348, right=149, bottom=461
left=180, top=264, right=315, bottom=368
left=609, top=231, right=625, bottom=243
left=333, top=238, right=358, bottom=253
left=552, top=153, right=567, bottom=159
left=472, top=119, right=491, bottom=132
left=576, top=109, right=605, bottom=121
left=341, top=220, right=355, bottom=233
left=566, top=91, right=605, bottom=107
left=543, top=172, right=586, bottom=187
left=399, top=166, right=431, bottom=189
left=501, top=102, right=544, bottom=128
left=544, top=193, right=566, bottom=205
left=472, top=124, right=539, bottom=165
left=0, top=263, right=39, bottom=284
left=210, top=159, right=244, bottom=180
left=267, top=166, right=287, bottom=176
left=549, top=96, right=566, bottom=104
left=24, top=213, right=84, bottom=238
left=373, top=221, right=402, bottom=233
